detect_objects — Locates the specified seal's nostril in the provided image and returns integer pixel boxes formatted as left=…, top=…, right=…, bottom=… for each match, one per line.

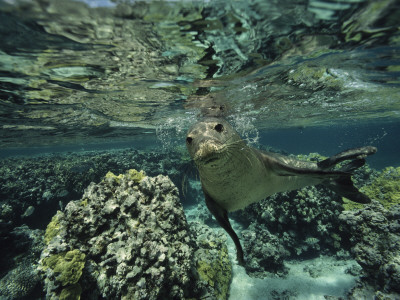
left=186, top=137, right=193, bottom=144
left=214, top=123, right=224, bottom=133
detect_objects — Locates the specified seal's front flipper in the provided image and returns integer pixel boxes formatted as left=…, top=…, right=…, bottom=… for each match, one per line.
left=204, top=192, right=245, bottom=266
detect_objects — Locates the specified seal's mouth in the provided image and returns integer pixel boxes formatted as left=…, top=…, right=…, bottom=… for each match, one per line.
left=193, top=142, right=224, bottom=165
left=197, top=153, right=220, bottom=165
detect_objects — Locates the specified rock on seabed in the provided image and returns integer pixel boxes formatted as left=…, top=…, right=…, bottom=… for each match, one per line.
left=340, top=200, right=400, bottom=298
left=38, top=169, right=232, bottom=300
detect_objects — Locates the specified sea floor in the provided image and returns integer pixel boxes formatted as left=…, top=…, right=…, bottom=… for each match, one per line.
left=186, top=207, right=361, bottom=300
left=228, top=251, right=359, bottom=300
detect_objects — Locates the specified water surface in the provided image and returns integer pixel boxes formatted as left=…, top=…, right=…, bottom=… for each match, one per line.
left=0, top=0, right=399, bottom=150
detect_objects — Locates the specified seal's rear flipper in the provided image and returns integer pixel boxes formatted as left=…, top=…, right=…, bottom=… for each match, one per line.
left=324, top=175, right=371, bottom=203
left=318, top=146, right=377, bottom=170
left=319, top=146, right=377, bottom=204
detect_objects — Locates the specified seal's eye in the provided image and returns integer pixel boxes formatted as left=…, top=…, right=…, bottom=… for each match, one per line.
left=214, top=124, right=224, bottom=133
left=186, top=137, right=193, bottom=144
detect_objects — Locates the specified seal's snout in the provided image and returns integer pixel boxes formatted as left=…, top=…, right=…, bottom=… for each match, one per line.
left=194, top=142, right=222, bottom=165
left=186, top=132, right=223, bottom=164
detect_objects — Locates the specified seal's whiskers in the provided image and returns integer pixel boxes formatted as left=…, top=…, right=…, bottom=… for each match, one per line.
left=225, top=141, right=254, bottom=167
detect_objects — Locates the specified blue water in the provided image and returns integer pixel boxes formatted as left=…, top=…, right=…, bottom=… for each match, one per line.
left=261, top=121, right=400, bottom=170
left=1, top=120, right=398, bottom=170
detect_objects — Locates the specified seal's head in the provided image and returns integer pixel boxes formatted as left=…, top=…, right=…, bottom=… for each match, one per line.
left=186, top=118, right=245, bottom=167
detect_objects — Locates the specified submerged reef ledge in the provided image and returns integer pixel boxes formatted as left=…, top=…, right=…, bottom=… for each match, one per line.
left=340, top=201, right=400, bottom=298
left=38, top=169, right=231, bottom=300
left=0, top=148, right=197, bottom=233
left=1, top=150, right=400, bottom=299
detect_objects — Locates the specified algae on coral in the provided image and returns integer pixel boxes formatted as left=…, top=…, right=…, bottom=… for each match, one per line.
left=59, top=283, right=82, bottom=300
left=194, top=230, right=232, bottom=300
left=44, top=213, right=61, bottom=245
left=105, top=169, right=146, bottom=184
left=197, top=250, right=231, bottom=300
left=361, top=166, right=400, bottom=209
left=42, top=249, right=86, bottom=286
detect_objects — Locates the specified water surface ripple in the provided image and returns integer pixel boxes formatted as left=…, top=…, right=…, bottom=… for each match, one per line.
left=0, top=0, right=399, bottom=146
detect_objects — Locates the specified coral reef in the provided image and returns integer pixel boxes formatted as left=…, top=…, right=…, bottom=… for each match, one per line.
left=241, top=223, right=290, bottom=277
left=38, top=169, right=232, bottom=300
left=191, top=221, right=232, bottom=300
left=0, top=225, right=44, bottom=299
left=361, top=166, right=400, bottom=209
left=339, top=201, right=400, bottom=298
left=236, top=185, right=343, bottom=264
left=0, top=149, right=212, bottom=299
left=2, top=148, right=396, bottom=299
left=0, top=148, right=197, bottom=254
left=0, top=260, right=40, bottom=299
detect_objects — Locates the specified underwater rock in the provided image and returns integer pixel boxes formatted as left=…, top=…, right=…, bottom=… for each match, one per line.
left=0, top=148, right=197, bottom=231
left=10, top=225, right=45, bottom=256
left=0, top=260, right=40, bottom=299
left=186, top=203, right=216, bottom=226
left=0, top=225, right=44, bottom=299
left=339, top=200, right=400, bottom=298
left=190, top=221, right=232, bottom=300
left=236, top=184, right=343, bottom=260
left=361, top=166, right=400, bottom=209
left=0, top=202, right=14, bottom=235
left=38, top=169, right=231, bottom=300
left=241, top=223, right=289, bottom=277
left=0, top=202, right=14, bottom=220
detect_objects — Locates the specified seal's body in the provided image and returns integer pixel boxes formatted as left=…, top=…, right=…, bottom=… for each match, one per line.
left=198, top=145, right=323, bottom=212
left=186, top=118, right=377, bottom=265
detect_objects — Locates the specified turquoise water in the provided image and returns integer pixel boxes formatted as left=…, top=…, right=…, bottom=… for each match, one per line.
left=0, top=0, right=399, bottom=299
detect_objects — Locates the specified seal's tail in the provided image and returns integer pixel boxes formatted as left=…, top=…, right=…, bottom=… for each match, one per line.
left=318, top=146, right=377, bottom=204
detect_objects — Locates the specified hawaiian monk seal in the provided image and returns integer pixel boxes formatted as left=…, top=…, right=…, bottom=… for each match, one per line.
left=186, top=117, right=377, bottom=266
